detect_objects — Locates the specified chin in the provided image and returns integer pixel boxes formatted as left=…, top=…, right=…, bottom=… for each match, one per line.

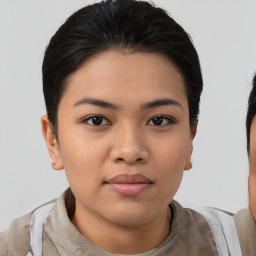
left=103, top=203, right=157, bottom=227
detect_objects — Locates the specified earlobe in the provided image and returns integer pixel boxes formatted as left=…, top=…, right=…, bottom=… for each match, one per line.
left=184, top=158, right=192, bottom=170
left=184, top=121, right=198, bottom=171
left=41, top=115, right=64, bottom=171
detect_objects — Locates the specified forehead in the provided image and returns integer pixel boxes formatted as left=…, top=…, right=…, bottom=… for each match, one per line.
left=60, top=50, right=187, bottom=110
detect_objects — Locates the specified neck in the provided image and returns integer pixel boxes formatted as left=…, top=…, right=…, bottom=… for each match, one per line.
left=71, top=202, right=171, bottom=254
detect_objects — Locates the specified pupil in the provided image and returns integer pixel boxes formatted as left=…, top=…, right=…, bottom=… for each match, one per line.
left=153, top=117, right=163, bottom=125
left=92, top=116, right=103, bottom=125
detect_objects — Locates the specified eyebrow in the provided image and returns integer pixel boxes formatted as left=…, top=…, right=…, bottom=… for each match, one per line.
left=141, top=98, right=183, bottom=111
left=74, top=98, right=119, bottom=109
left=73, top=97, right=182, bottom=111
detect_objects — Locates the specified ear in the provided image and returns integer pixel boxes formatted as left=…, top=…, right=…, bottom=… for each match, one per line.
left=41, top=115, right=64, bottom=170
left=184, top=121, right=197, bottom=170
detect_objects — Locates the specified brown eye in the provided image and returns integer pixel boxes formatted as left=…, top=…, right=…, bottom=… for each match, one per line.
left=147, top=116, right=174, bottom=126
left=84, top=115, right=110, bottom=126
left=152, top=117, right=163, bottom=126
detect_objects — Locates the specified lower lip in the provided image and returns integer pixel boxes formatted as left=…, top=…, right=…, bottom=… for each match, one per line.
left=107, top=183, right=151, bottom=196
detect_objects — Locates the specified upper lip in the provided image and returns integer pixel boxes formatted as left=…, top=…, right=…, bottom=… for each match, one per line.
left=106, top=174, right=152, bottom=184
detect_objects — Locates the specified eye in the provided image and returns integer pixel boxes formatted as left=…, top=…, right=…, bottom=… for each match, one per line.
left=147, top=116, right=175, bottom=126
left=83, top=115, right=110, bottom=126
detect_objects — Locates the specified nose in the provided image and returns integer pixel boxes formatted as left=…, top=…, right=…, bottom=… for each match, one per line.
left=110, top=125, right=149, bottom=165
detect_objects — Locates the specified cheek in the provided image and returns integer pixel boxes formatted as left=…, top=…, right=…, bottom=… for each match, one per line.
left=250, top=117, right=256, bottom=154
left=154, top=134, right=190, bottom=171
left=58, top=132, right=109, bottom=184
left=153, top=136, right=190, bottom=195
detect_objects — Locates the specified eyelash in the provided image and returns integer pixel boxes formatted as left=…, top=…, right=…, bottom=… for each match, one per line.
left=146, top=116, right=175, bottom=126
left=82, top=115, right=175, bottom=127
left=82, top=115, right=111, bottom=126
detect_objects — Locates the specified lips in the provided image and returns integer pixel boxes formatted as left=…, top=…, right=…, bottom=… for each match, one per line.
left=106, top=174, right=152, bottom=196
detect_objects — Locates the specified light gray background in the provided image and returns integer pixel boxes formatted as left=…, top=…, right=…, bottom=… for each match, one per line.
left=1, top=0, right=256, bottom=231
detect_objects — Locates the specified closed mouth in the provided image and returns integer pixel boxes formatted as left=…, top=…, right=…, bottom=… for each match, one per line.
left=106, top=173, right=153, bottom=184
left=105, top=173, right=153, bottom=196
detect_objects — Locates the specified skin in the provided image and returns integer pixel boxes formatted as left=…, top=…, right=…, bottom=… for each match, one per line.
left=249, top=116, right=256, bottom=220
left=41, top=51, right=197, bottom=254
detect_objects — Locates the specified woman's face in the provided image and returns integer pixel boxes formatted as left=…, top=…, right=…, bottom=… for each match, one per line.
left=43, top=50, right=196, bottom=226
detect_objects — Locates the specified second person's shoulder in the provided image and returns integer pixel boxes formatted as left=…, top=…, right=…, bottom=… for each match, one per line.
left=0, top=211, right=33, bottom=255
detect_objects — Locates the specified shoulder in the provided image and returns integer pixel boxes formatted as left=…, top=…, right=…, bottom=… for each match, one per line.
left=0, top=198, right=59, bottom=256
left=169, top=201, right=219, bottom=254
left=234, top=208, right=256, bottom=255
left=0, top=211, right=33, bottom=255
left=180, top=204, right=242, bottom=256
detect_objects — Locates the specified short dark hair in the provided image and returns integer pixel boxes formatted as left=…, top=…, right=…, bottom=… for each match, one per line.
left=246, top=74, right=256, bottom=153
left=42, top=0, right=203, bottom=134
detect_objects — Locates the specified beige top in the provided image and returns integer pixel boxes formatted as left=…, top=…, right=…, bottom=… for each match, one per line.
left=0, top=189, right=255, bottom=256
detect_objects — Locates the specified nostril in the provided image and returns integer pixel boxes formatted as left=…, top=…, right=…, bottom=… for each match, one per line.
left=115, top=157, right=144, bottom=164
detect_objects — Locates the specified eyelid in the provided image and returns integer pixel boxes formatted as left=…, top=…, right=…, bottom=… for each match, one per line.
left=82, top=115, right=111, bottom=126
left=146, top=115, right=176, bottom=126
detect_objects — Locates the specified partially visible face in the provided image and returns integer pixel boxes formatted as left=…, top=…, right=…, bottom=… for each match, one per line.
left=53, top=50, right=195, bottom=226
left=249, top=115, right=256, bottom=219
